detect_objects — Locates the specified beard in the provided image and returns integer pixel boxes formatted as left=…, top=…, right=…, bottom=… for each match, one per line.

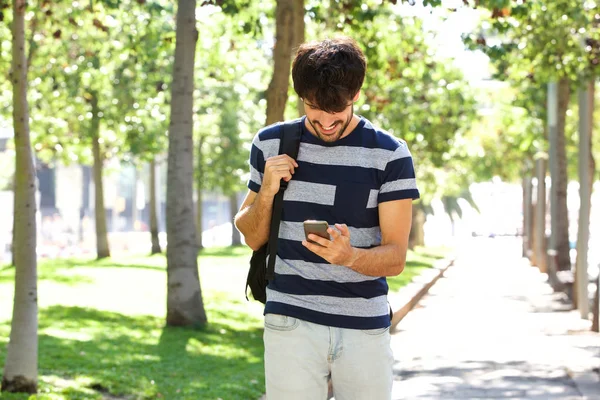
left=306, top=105, right=354, bottom=143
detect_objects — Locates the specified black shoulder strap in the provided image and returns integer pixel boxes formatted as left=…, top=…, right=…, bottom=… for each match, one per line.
left=266, top=120, right=303, bottom=280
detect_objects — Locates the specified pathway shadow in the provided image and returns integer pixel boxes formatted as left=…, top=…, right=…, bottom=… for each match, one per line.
left=394, top=360, right=579, bottom=399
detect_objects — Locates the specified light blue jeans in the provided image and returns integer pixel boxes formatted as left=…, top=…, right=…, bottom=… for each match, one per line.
left=264, top=313, right=394, bottom=400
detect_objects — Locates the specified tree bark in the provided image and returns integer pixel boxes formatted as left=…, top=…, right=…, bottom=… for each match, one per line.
left=2, top=0, right=38, bottom=393
left=408, top=205, right=425, bottom=249
left=91, top=93, right=110, bottom=259
left=149, top=159, right=161, bottom=255
left=293, top=0, right=305, bottom=117
left=196, top=135, right=204, bottom=251
left=534, top=157, right=548, bottom=273
left=574, top=82, right=595, bottom=313
left=132, top=166, right=139, bottom=231
left=552, top=79, right=571, bottom=271
left=522, top=174, right=533, bottom=258
left=10, top=174, right=16, bottom=266
left=229, top=193, right=241, bottom=246
left=265, top=0, right=295, bottom=125
left=166, top=0, right=207, bottom=326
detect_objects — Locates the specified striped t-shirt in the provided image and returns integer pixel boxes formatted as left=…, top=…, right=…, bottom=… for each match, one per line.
left=247, top=116, right=420, bottom=329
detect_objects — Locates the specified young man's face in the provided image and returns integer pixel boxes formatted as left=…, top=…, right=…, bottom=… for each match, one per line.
left=303, top=92, right=359, bottom=143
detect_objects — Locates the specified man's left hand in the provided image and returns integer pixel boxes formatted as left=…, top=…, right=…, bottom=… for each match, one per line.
left=302, top=223, right=357, bottom=267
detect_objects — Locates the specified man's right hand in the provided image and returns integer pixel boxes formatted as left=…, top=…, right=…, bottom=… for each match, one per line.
left=261, top=155, right=299, bottom=197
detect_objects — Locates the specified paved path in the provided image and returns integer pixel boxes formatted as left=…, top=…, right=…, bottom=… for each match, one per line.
left=391, top=237, right=600, bottom=400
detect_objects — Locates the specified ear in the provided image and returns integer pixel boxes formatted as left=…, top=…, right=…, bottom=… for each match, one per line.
left=352, top=91, right=360, bottom=102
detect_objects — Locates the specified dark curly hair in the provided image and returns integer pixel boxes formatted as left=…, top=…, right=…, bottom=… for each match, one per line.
left=292, top=37, right=367, bottom=114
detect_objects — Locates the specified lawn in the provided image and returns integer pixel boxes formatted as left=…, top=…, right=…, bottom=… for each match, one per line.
left=0, top=245, right=448, bottom=400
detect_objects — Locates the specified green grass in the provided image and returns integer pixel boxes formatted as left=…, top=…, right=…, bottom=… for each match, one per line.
left=0, top=245, right=450, bottom=399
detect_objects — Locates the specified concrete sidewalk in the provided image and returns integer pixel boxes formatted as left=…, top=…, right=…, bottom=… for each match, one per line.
left=391, top=237, right=600, bottom=400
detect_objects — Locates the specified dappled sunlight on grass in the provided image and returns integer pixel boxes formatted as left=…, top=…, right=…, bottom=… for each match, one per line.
left=0, top=301, right=265, bottom=399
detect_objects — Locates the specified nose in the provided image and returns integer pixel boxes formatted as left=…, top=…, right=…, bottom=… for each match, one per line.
left=317, top=111, right=337, bottom=127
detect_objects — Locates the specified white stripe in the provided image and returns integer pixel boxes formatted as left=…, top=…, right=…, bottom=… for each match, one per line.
left=279, top=221, right=381, bottom=248
left=389, top=142, right=412, bottom=161
left=255, top=137, right=280, bottom=160
left=267, top=289, right=390, bottom=317
left=380, top=178, right=417, bottom=194
left=275, top=256, right=380, bottom=283
left=298, top=143, right=393, bottom=171
left=367, top=189, right=379, bottom=209
left=249, top=165, right=262, bottom=187
left=284, top=180, right=336, bottom=205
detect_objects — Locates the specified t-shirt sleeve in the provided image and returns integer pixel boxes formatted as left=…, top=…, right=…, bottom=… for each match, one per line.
left=378, top=141, right=420, bottom=203
left=247, top=133, right=265, bottom=193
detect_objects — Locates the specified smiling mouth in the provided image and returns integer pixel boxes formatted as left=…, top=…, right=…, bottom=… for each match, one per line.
left=319, top=123, right=338, bottom=134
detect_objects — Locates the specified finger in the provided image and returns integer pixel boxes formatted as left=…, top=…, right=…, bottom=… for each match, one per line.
left=307, top=234, right=329, bottom=247
left=335, top=224, right=350, bottom=237
left=302, top=240, right=325, bottom=255
left=328, top=227, right=341, bottom=239
left=285, top=155, right=299, bottom=168
left=271, top=161, right=295, bottom=175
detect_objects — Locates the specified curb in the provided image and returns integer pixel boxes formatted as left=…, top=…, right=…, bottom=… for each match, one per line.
left=389, top=256, right=455, bottom=331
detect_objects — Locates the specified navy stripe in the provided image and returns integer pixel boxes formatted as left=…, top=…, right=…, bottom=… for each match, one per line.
left=383, top=157, right=416, bottom=180
left=293, top=163, right=380, bottom=188
left=379, top=189, right=420, bottom=203
left=258, top=123, right=282, bottom=141
left=265, top=302, right=391, bottom=329
left=250, top=143, right=266, bottom=174
left=248, top=181, right=260, bottom=193
left=269, top=274, right=388, bottom=299
left=278, top=238, right=329, bottom=264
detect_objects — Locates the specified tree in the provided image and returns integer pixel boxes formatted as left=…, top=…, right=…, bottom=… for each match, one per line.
left=166, top=0, right=207, bottom=326
left=265, top=0, right=295, bottom=125
left=115, top=2, right=176, bottom=254
left=1, top=0, right=38, bottom=394
left=463, top=0, right=593, bottom=272
left=191, top=6, right=270, bottom=248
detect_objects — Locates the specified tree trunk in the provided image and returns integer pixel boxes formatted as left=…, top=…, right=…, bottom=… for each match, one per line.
left=196, top=135, right=204, bottom=251
left=91, top=93, right=110, bottom=259
left=593, top=272, right=599, bottom=332
left=132, top=166, right=138, bottom=231
left=574, top=82, right=595, bottom=314
left=552, top=79, right=571, bottom=271
left=265, top=0, right=295, bottom=125
left=530, top=193, right=538, bottom=266
left=293, top=0, right=305, bottom=117
left=149, top=159, right=162, bottom=255
left=2, top=0, right=38, bottom=393
left=166, top=0, right=207, bottom=327
left=522, top=174, right=534, bottom=259
left=229, top=193, right=241, bottom=246
left=408, top=205, right=425, bottom=249
left=196, top=186, right=204, bottom=251
left=534, top=157, right=547, bottom=273
left=10, top=174, right=15, bottom=266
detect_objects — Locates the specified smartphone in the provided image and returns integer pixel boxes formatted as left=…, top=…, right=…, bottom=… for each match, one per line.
left=303, top=220, right=330, bottom=245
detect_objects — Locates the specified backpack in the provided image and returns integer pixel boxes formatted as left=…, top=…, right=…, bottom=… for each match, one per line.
left=245, top=120, right=303, bottom=303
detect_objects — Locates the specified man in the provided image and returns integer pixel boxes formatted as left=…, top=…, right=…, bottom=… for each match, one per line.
left=234, top=37, right=419, bottom=400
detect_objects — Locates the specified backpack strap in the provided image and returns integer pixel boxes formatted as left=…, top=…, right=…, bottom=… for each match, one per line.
left=265, top=119, right=303, bottom=280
